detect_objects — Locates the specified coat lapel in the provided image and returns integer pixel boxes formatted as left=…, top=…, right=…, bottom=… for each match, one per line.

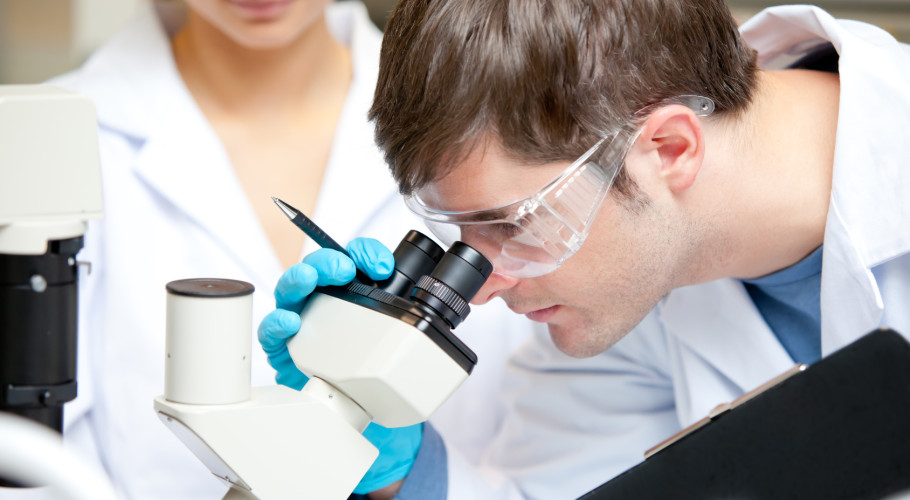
left=659, top=280, right=796, bottom=398
left=131, top=105, right=279, bottom=287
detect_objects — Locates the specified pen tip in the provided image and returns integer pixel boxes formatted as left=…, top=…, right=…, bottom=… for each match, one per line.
left=272, top=196, right=297, bottom=220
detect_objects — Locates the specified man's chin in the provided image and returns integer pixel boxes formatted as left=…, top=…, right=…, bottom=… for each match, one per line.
left=547, top=323, right=615, bottom=359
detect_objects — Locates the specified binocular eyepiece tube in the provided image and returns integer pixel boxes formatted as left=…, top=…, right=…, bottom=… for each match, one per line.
left=380, top=231, right=493, bottom=329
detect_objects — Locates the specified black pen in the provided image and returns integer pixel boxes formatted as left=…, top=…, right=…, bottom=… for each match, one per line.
left=272, top=196, right=348, bottom=255
left=272, top=196, right=373, bottom=284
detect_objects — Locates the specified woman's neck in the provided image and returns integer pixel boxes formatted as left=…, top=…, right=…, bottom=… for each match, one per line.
left=169, top=8, right=354, bottom=269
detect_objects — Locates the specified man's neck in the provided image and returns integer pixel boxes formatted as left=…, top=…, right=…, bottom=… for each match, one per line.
left=699, top=69, right=840, bottom=281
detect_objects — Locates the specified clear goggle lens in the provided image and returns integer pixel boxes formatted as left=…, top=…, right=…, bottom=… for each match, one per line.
left=409, top=130, right=631, bottom=278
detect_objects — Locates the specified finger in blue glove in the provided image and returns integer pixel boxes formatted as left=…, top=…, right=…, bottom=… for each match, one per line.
left=353, top=422, right=423, bottom=495
left=346, top=238, right=395, bottom=281
left=273, top=262, right=320, bottom=312
left=259, top=238, right=395, bottom=392
left=257, top=309, right=308, bottom=390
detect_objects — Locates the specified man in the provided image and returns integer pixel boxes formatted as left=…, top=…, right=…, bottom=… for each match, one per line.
left=261, top=0, right=910, bottom=498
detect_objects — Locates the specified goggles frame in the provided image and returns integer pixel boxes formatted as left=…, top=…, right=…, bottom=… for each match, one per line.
left=405, top=96, right=715, bottom=278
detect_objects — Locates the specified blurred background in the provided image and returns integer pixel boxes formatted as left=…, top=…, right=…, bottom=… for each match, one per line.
left=1, top=0, right=908, bottom=84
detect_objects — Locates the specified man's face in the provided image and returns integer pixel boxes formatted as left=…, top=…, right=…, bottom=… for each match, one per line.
left=421, top=139, right=687, bottom=358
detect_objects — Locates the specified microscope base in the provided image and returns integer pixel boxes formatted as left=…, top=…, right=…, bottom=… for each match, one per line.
left=154, top=385, right=378, bottom=500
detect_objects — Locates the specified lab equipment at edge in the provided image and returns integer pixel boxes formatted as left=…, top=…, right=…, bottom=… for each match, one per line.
left=0, top=85, right=115, bottom=500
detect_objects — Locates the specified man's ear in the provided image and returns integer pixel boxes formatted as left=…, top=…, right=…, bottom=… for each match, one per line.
left=635, top=105, right=706, bottom=193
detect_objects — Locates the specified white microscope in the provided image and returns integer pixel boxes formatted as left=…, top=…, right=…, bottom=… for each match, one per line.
left=154, top=223, right=493, bottom=499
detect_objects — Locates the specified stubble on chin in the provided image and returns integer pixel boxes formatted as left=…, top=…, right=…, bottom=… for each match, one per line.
left=546, top=316, right=627, bottom=358
left=545, top=292, right=665, bottom=358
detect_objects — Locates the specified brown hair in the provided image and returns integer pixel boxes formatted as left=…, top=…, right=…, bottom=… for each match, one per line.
left=369, top=0, right=758, bottom=197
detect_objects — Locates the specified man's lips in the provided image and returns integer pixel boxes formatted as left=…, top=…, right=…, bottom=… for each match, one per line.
left=516, top=305, right=561, bottom=323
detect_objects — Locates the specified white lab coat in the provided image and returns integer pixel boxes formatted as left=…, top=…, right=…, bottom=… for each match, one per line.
left=439, top=6, right=910, bottom=499
left=0, top=3, right=531, bottom=499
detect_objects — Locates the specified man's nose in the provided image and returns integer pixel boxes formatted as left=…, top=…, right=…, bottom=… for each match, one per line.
left=471, top=272, right=520, bottom=305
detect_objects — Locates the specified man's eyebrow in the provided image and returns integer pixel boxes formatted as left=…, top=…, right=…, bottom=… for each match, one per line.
left=461, top=207, right=511, bottom=222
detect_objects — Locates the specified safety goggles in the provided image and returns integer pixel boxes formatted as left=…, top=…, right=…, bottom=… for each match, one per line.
left=405, top=96, right=715, bottom=278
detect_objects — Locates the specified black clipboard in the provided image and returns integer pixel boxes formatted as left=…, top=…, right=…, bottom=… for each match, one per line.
left=580, top=328, right=910, bottom=500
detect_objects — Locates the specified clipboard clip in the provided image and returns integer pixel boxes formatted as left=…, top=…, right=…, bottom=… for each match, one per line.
left=644, top=363, right=808, bottom=458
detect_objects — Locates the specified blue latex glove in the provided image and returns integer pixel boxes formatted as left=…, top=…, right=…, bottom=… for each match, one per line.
left=257, top=237, right=423, bottom=494
left=258, top=238, right=395, bottom=388
left=353, top=422, right=423, bottom=494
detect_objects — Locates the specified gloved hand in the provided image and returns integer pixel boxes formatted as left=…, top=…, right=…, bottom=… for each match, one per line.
left=354, top=422, right=423, bottom=494
left=258, top=238, right=395, bottom=389
left=257, top=237, right=423, bottom=494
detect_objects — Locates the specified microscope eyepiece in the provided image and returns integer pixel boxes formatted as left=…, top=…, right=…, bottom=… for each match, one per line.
left=430, top=242, right=494, bottom=295
left=412, top=242, right=493, bottom=329
left=378, top=231, right=444, bottom=298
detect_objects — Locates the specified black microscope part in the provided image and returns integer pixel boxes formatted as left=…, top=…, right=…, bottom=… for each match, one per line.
left=428, top=242, right=493, bottom=300
left=411, top=242, right=492, bottom=329
left=379, top=230, right=444, bottom=298
left=0, top=236, right=83, bottom=488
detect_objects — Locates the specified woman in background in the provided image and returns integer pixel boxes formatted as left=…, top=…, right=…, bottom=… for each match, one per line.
left=34, top=1, right=534, bottom=498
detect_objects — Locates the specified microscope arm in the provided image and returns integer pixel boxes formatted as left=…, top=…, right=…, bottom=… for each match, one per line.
left=155, top=380, right=378, bottom=500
